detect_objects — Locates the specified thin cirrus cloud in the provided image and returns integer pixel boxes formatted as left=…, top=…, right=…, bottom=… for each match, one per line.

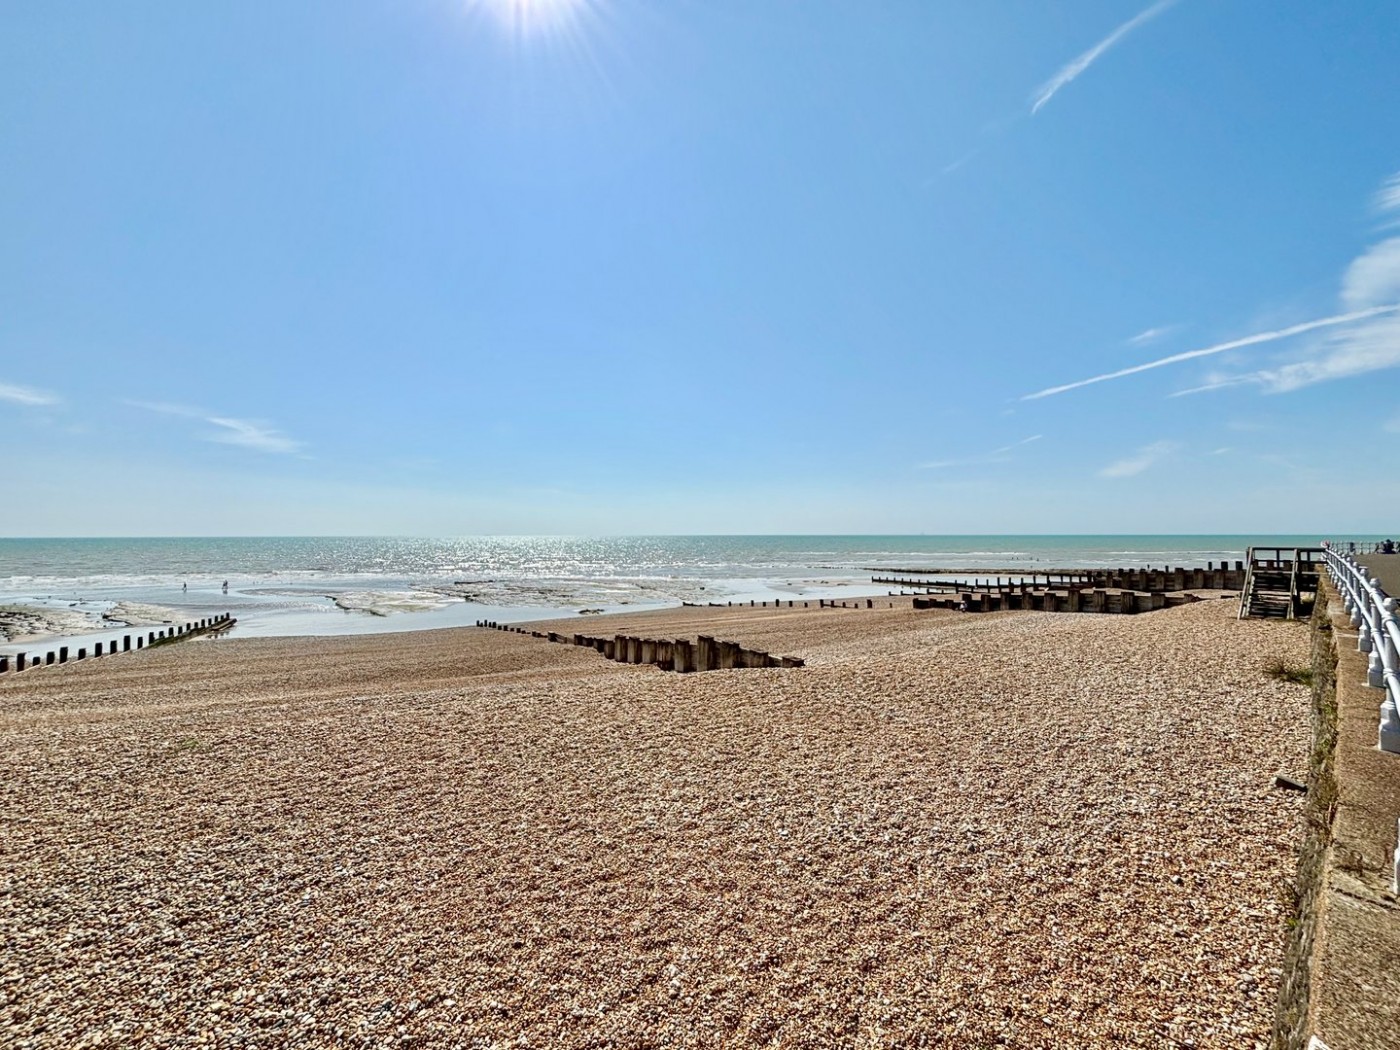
left=1022, top=305, right=1400, bottom=401
left=126, top=399, right=304, bottom=455
left=1127, top=325, right=1178, bottom=346
left=919, top=434, right=1042, bottom=470
left=0, top=381, right=61, bottom=406
left=1031, top=0, right=1179, bottom=115
left=1377, top=171, right=1400, bottom=217
left=1171, top=174, right=1400, bottom=396
left=1098, top=440, right=1178, bottom=479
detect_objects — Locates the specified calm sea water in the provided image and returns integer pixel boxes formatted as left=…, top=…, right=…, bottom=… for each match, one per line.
left=0, top=534, right=1338, bottom=651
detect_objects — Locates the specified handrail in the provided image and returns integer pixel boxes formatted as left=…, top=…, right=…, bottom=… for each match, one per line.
left=1322, top=544, right=1400, bottom=895
left=1321, top=544, right=1400, bottom=752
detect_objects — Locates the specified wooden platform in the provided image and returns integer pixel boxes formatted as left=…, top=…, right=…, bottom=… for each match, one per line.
left=1238, top=547, right=1323, bottom=620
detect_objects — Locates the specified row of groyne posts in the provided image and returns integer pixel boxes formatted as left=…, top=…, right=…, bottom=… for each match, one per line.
left=0, top=614, right=236, bottom=674
left=874, top=562, right=1247, bottom=615
left=1322, top=545, right=1400, bottom=892
left=476, top=621, right=805, bottom=672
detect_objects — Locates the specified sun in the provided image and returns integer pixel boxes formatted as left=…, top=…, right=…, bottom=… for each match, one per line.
left=476, top=0, right=594, bottom=38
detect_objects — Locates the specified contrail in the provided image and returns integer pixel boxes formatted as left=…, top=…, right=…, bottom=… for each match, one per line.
left=1021, top=305, right=1400, bottom=400
left=1032, top=0, right=1178, bottom=115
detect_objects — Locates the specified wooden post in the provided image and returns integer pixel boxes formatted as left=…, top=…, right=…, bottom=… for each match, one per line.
left=136, top=638, right=143, bottom=649
left=45, top=651, right=55, bottom=665
left=95, top=642, right=103, bottom=657
left=614, top=635, right=628, bottom=662
left=123, top=635, right=131, bottom=651
left=59, top=646, right=69, bottom=663
left=0, top=656, right=7, bottom=674
left=718, top=641, right=740, bottom=669
left=15, top=653, right=25, bottom=671
left=673, top=639, right=693, bottom=673
left=696, top=635, right=716, bottom=671
left=77, top=648, right=86, bottom=660
left=640, top=639, right=656, bottom=664
left=603, top=641, right=615, bottom=659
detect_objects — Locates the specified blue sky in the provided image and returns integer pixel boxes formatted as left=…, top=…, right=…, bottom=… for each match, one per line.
left=3, top=0, right=1399, bottom=536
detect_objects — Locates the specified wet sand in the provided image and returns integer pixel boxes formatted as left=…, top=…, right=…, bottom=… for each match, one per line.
left=0, top=598, right=1311, bottom=1048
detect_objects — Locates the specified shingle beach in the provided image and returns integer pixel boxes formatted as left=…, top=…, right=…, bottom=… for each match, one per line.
left=1, top=599, right=1311, bottom=1048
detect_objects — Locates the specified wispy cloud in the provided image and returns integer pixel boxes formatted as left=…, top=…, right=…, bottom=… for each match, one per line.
left=0, top=382, right=61, bottom=407
left=1098, top=440, right=1178, bottom=479
left=1170, top=224, right=1400, bottom=396
left=1031, top=0, right=1178, bottom=115
left=128, top=399, right=304, bottom=455
left=1023, top=305, right=1400, bottom=400
left=126, top=399, right=201, bottom=418
left=205, top=417, right=302, bottom=455
left=1128, top=325, right=1177, bottom=346
left=1376, top=171, right=1400, bottom=216
left=1209, top=447, right=1231, bottom=455
left=1384, top=416, right=1400, bottom=434
left=919, top=434, right=1042, bottom=470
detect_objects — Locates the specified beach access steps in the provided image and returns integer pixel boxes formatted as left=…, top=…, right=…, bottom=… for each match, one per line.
left=476, top=621, right=804, bottom=672
left=0, top=614, right=236, bottom=675
left=1238, top=547, right=1323, bottom=620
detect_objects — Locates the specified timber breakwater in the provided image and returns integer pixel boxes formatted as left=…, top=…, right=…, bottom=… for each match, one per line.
left=0, top=614, right=236, bottom=673
left=476, top=620, right=804, bottom=671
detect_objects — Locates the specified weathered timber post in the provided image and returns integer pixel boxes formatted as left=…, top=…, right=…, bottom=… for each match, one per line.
left=136, top=638, right=143, bottom=649
left=95, top=642, right=103, bottom=657
left=77, top=648, right=86, bottom=660
left=0, top=656, right=7, bottom=673
left=45, top=651, right=55, bottom=665
left=1066, top=589, right=1081, bottom=613
left=15, top=653, right=25, bottom=671
left=718, top=641, right=740, bottom=669
left=603, top=640, right=615, bottom=659
left=781, top=656, right=804, bottom=668
left=640, top=639, right=656, bottom=664
left=627, top=637, right=642, bottom=664
left=866, top=599, right=873, bottom=609
left=696, top=635, right=717, bottom=671
left=655, top=640, right=672, bottom=670
left=123, top=636, right=131, bottom=651
left=673, top=639, right=693, bottom=673
left=59, top=646, right=69, bottom=663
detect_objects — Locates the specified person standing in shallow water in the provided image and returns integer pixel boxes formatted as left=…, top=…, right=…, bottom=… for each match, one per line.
left=222, top=580, right=228, bottom=594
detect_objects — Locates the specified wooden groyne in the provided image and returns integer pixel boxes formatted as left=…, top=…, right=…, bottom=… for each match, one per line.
left=476, top=621, right=804, bottom=672
left=0, top=614, right=236, bottom=674
left=912, top=589, right=1207, bottom=615
left=874, top=562, right=1246, bottom=593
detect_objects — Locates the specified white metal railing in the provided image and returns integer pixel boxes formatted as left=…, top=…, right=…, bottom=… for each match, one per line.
left=1321, top=543, right=1400, bottom=892
left=1322, top=545, right=1400, bottom=751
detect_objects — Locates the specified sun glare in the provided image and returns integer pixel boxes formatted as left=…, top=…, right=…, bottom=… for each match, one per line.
left=478, top=0, right=593, bottom=39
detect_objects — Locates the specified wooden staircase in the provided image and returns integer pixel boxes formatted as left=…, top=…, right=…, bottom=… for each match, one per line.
left=1239, top=547, right=1323, bottom=619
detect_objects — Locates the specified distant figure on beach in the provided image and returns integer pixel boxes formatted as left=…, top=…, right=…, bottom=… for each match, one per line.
left=182, top=581, right=187, bottom=592
left=222, top=580, right=229, bottom=594
left=1384, top=539, right=1395, bottom=554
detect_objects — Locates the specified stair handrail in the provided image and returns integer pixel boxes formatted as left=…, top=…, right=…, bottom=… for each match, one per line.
left=1321, top=543, right=1400, bottom=754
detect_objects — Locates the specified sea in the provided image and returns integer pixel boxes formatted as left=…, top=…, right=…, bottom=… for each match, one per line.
left=0, top=534, right=1348, bottom=654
